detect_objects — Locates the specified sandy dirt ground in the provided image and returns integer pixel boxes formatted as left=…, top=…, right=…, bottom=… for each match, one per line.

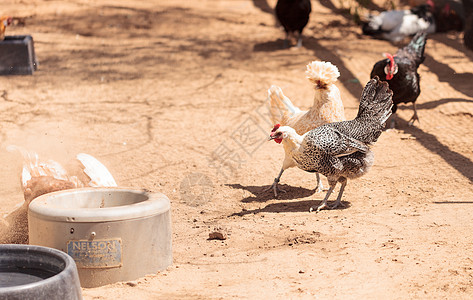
left=1, top=0, right=473, bottom=298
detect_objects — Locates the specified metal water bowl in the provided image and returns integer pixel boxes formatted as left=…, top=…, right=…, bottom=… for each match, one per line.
left=28, top=188, right=172, bottom=288
left=0, top=244, right=82, bottom=299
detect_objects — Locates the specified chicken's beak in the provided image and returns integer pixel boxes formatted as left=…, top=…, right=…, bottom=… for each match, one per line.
left=268, top=134, right=275, bottom=141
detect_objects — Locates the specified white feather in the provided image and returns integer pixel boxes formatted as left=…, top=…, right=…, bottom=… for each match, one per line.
left=76, top=153, right=117, bottom=187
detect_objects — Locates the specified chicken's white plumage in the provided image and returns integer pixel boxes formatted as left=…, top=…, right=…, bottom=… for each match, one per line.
left=363, top=7, right=435, bottom=42
left=76, top=153, right=117, bottom=187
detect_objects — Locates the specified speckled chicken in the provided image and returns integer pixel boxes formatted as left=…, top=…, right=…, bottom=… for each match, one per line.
left=370, top=31, right=427, bottom=128
left=266, top=61, right=346, bottom=197
left=269, top=76, right=393, bottom=211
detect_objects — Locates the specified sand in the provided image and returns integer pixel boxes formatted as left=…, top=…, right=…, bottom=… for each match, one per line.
left=1, top=0, right=473, bottom=298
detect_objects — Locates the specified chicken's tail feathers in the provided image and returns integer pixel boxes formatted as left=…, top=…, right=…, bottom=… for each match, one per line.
left=306, top=61, right=340, bottom=89
left=76, top=153, right=117, bottom=187
left=267, top=85, right=301, bottom=124
left=356, top=76, right=393, bottom=129
left=405, top=31, right=428, bottom=64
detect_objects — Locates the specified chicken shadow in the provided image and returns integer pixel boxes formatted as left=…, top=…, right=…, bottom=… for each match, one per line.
left=251, top=0, right=274, bottom=15
left=230, top=199, right=351, bottom=217
left=429, top=34, right=473, bottom=62
left=226, top=183, right=316, bottom=203
left=411, top=97, right=473, bottom=110
left=396, top=118, right=473, bottom=182
left=433, top=201, right=473, bottom=204
left=318, top=0, right=385, bottom=14
left=423, top=53, right=473, bottom=98
left=253, top=38, right=288, bottom=51
left=395, top=97, right=473, bottom=116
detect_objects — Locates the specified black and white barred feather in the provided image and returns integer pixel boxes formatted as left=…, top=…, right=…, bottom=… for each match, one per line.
left=291, top=76, right=393, bottom=179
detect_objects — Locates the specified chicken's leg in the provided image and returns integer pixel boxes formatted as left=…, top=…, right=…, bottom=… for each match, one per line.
left=408, top=102, right=420, bottom=126
left=330, top=178, right=347, bottom=209
left=283, top=32, right=290, bottom=48
left=387, top=112, right=396, bottom=129
left=296, top=31, right=303, bottom=48
left=315, top=173, right=325, bottom=193
left=264, top=168, right=287, bottom=197
left=309, top=181, right=336, bottom=212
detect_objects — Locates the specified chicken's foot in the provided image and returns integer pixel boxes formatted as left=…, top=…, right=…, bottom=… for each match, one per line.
left=330, top=179, right=347, bottom=209
left=408, top=102, right=419, bottom=126
left=309, top=183, right=336, bottom=213
left=264, top=168, right=286, bottom=197
left=283, top=32, right=290, bottom=48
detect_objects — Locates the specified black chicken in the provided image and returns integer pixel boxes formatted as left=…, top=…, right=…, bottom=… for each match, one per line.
left=370, top=31, right=428, bottom=128
left=463, top=0, right=473, bottom=50
left=275, top=0, right=312, bottom=48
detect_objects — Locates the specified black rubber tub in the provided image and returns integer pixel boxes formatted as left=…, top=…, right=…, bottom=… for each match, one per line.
left=0, top=244, right=82, bottom=300
left=0, top=35, right=38, bottom=75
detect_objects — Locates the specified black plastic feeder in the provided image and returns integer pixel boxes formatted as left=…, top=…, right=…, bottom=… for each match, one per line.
left=0, top=35, right=38, bottom=75
left=0, top=244, right=82, bottom=300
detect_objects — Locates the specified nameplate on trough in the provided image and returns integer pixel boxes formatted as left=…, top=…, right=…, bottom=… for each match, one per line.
left=67, top=238, right=122, bottom=269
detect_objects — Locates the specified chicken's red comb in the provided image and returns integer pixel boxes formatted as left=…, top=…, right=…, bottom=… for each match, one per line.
left=443, top=3, right=451, bottom=14
left=426, top=0, right=435, bottom=9
left=383, top=52, right=394, bottom=61
left=271, top=124, right=280, bottom=132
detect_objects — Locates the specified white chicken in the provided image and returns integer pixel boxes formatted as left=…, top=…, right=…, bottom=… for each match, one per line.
left=362, top=4, right=435, bottom=42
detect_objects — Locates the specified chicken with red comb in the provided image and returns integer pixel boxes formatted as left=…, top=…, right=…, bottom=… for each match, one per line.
left=370, top=32, right=427, bottom=128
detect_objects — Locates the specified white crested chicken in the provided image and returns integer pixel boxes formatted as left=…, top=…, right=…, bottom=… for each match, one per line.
left=266, top=61, right=346, bottom=197
left=268, top=76, right=393, bottom=212
left=0, top=16, right=12, bottom=41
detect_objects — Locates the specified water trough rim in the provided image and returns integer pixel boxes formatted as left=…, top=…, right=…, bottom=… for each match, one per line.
left=28, top=187, right=171, bottom=223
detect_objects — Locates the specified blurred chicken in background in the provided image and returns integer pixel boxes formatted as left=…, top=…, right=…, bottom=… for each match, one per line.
left=0, top=16, right=13, bottom=41
left=361, top=0, right=463, bottom=42
left=275, top=0, right=312, bottom=47
left=463, top=0, right=473, bottom=50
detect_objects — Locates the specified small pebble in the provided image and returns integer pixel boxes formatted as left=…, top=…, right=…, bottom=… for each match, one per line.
left=126, top=281, right=138, bottom=287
